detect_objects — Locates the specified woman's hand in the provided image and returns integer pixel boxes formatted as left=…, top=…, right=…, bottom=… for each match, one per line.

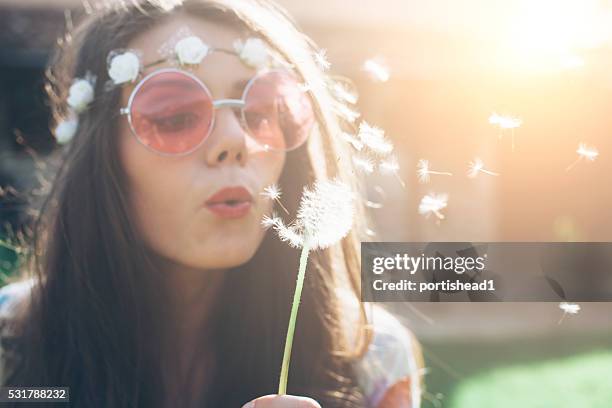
left=241, top=394, right=322, bottom=408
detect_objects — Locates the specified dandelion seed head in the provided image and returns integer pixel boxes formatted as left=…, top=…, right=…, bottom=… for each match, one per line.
left=418, top=193, right=448, bottom=218
left=296, top=178, right=355, bottom=249
left=276, top=221, right=304, bottom=248
left=577, top=143, right=599, bottom=161
left=559, top=302, right=581, bottom=314
left=358, top=121, right=393, bottom=155
left=362, top=58, right=390, bottom=82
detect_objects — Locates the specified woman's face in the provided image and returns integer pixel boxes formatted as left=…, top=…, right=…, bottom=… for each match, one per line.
left=119, top=15, right=286, bottom=270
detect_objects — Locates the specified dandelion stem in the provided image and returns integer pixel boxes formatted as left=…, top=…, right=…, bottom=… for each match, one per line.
left=481, top=169, right=499, bottom=176
left=558, top=312, right=567, bottom=325
left=429, top=171, right=453, bottom=176
left=565, top=157, right=582, bottom=172
left=275, top=198, right=290, bottom=215
left=278, top=237, right=311, bottom=395
left=394, top=173, right=406, bottom=189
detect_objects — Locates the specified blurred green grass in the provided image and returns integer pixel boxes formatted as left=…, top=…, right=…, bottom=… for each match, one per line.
left=421, top=332, right=612, bottom=407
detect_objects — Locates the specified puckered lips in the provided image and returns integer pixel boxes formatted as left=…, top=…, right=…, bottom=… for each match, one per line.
left=204, top=186, right=253, bottom=219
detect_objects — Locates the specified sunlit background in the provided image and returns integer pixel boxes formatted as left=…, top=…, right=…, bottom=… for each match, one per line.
left=1, top=0, right=612, bottom=406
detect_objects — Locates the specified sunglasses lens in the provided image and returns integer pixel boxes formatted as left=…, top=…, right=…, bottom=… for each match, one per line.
left=243, top=70, right=314, bottom=151
left=129, top=71, right=213, bottom=154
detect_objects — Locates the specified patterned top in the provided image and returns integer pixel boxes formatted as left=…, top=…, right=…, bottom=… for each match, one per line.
left=0, top=279, right=422, bottom=407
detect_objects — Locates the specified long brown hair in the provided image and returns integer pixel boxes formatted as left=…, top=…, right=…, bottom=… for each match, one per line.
left=4, top=1, right=374, bottom=406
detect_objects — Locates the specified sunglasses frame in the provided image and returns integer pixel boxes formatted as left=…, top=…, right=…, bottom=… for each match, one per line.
left=119, top=67, right=313, bottom=157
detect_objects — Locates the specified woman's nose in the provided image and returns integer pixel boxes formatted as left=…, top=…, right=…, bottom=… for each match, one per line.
left=204, top=107, right=248, bottom=167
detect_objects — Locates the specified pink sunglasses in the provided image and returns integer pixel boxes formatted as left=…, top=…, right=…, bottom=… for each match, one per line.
left=119, top=67, right=315, bottom=156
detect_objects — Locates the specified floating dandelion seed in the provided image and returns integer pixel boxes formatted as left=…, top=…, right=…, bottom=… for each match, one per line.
left=313, top=48, right=331, bottom=71
left=362, top=58, right=390, bottom=82
left=340, top=131, right=364, bottom=151
left=558, top=302, right=581, bottom=324
left=418, top=193, right=448, bottom=221
left=352, top=155, right=375, bottom=174
left=489, top=112, right=522, bottom=151
left=364, top=199, right=383, bottom=209
left=297, top=76, right=324, bottom=93
left=417, top=159, right=453, bottom=184
left=566, top=142, right=599, bottom=171
left=364, top=185, right=387, bottom=210
left=467, top=158, right=500, bottom=178
left=331, top=81, right=358, bottom=105
left=261, top=184, right=281, bottom=200
left=270, top=178, right=355, bottom=395
left=261, top=184, right=289, bottom=215
left=357, top=121, right=393, bottom=155
left=489, top=112, right=522, bottom=129
left=261, top=212, right=281, bottom=230
left=379, top=156, right=405, bottom=188
left=333, top=101, right=360, bottom=123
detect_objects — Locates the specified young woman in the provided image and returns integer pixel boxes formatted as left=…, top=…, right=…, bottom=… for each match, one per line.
left=0, top=1, right=423, bottom=406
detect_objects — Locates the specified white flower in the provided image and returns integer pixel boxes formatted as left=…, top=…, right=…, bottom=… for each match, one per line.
left=357, top=121, right=393, bottom=155
left=418, top=193, right=448, bottom=220
left=67, top=79, right=95, bottom=113
left=268, top=178, right=355, bottom=250
left=108, top=51, right=140, bottom=85
left=54, top=116, right=78, bottom=144
left=234, top=38, right=270, bottom=69
left=417, top=159, right=453, bottom=183
left=175, top=36, right=209, bottom=65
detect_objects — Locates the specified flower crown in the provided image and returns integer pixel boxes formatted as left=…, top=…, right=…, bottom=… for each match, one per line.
left=52, top=31, right=402, bottom=207
left=54, top=35, right=278, bottom=144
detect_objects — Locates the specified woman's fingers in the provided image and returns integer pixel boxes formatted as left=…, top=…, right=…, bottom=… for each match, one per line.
left=241, top=394, right=322, bottom=408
